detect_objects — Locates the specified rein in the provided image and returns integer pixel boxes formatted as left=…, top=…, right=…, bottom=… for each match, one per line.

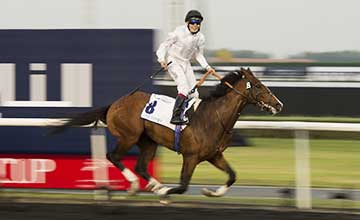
left=190, top=70, right=248, bottom=99
left=211, top=71, right=273, bottom=106
left=210, top=72, right=248, bottom=100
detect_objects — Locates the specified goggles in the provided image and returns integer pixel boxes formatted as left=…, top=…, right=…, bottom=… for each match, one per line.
left=189, top=18, right=201, bottom=25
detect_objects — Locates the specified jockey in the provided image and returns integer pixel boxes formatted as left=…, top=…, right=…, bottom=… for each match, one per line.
left=156, top=9, right=215, bottom=125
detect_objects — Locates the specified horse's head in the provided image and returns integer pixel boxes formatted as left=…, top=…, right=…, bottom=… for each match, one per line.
left=235, top=68, right=283, bottom=114
left=205, top=68, right=283, bottom=114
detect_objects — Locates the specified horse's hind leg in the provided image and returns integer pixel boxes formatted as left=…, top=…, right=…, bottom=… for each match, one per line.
left=106, top=139, right=139, bottom=195
left=202, top=153, right=236, bottom=197
left=134, top=135, right=164, bottom=193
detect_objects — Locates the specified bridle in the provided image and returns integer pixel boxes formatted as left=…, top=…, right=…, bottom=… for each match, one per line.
left=222, top=77, right=272, bottom=107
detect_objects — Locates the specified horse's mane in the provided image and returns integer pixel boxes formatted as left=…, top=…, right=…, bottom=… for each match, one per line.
left=201, top=71, right=243, bottom=101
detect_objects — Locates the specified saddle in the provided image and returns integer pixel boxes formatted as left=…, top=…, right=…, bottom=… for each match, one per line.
left=140, top=94, right=199, bottom=130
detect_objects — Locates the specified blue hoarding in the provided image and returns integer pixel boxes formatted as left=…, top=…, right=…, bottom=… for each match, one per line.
left=0, top=29, right=154, bottom=154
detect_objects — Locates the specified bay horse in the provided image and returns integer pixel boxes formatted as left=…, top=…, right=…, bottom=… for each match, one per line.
left=51, top=67, right=283, bottom=199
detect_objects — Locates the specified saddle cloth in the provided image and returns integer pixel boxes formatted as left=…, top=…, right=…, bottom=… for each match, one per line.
left=140, top=94, right=199, bottom=130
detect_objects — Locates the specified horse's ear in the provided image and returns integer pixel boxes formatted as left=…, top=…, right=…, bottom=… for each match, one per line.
left=246, top=67, right=254, bottom=75
left=239, top=67, right=246, bottom=75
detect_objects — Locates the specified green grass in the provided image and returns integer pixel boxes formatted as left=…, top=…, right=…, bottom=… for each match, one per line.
left=158, top=138, right=360, bottom=189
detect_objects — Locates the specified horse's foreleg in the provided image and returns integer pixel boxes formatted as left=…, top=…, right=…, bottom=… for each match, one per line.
left=157, top=154, right=198, bottom=196
left=202, top=153, right=236, bottom=197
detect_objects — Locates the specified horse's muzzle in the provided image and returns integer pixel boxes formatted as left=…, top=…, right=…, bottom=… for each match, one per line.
left=275, top=103, right=283, bottom=113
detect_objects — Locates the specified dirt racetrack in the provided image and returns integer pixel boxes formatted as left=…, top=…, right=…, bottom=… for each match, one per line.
left=0, top=199, right=359, bottom=220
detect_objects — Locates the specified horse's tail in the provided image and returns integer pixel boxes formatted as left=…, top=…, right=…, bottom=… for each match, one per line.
left=49, top=105, right=110, bottom=135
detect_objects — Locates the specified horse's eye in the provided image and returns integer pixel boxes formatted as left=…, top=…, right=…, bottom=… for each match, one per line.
left=255, top=84, right=261, bottom=88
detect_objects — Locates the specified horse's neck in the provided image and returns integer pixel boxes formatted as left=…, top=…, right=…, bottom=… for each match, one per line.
left=194, top=92, right=247, bottom=143
left=215, top=93, right=247, bottom=130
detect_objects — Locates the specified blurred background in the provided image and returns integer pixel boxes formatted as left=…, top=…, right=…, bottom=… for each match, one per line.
left=0, top=0, right=359, bottom=214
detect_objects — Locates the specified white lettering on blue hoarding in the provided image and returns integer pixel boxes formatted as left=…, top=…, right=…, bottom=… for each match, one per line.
left=0, top=63, right=92, bottom=107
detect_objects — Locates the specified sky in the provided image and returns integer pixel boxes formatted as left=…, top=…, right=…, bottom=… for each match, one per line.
left=205, top=0, right=360, bottom=57
left=0, top=0, right=359, bottom=58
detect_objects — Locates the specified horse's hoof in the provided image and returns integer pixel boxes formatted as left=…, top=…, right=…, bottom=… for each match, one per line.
left=127, top=189, right=137, bottom=196
left=155, top=186, right=171, bottom=196
left=127, top=180, right=139, bottom=196
left=159, top=195, right=171, bottom=205
left=202, top=186, right=228, bottom=197
left=202, top=188, right=217, bottom=197
left=146, top=181, right=163, bottom=192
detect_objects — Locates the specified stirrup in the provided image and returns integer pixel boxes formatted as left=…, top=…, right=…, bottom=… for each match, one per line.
left=170, top=118, right=188, bottom=125
left=170, top=115, right=188, bottom=125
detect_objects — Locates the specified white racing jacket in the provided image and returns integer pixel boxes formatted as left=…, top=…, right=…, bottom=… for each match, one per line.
left=156, top=25, right=210, bottom=70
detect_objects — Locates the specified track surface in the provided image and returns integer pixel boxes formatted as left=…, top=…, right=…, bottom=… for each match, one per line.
left=0, top=199, right=358, bottom=220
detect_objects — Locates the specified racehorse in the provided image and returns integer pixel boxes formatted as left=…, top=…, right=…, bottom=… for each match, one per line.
left=51, top=67, right=283, bottom=199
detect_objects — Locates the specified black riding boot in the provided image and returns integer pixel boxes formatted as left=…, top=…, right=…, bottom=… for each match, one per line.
left=170, top=95, right=188, bottom=125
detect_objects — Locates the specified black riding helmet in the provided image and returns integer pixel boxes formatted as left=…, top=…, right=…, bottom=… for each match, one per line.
left=185, top=10, right=203, bottom=22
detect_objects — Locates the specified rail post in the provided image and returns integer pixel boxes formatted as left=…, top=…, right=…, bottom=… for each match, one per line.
left=90, top=127, right=110, bottom=200
left=294, top=130, right=312, bottom=209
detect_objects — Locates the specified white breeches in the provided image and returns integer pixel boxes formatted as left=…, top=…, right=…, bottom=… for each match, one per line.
left=167, top=58, right=199, bottom=99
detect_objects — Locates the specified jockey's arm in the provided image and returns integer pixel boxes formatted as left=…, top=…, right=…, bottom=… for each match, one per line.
left=195, top=37, right=215, bottom=74
left=156, top=31, right=177, bottom=69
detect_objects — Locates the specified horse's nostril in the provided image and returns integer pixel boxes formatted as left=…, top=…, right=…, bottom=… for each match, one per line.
left=276, top=103, right=283, bottom=111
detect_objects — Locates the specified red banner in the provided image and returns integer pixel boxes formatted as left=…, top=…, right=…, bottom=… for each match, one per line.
left=0, top=154, right=158, bottom=190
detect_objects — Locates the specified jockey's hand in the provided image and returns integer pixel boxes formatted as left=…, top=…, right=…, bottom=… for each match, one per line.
left=207, top=67, right=216, bottom=75
left=159, top=61, right=168, bottom=70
